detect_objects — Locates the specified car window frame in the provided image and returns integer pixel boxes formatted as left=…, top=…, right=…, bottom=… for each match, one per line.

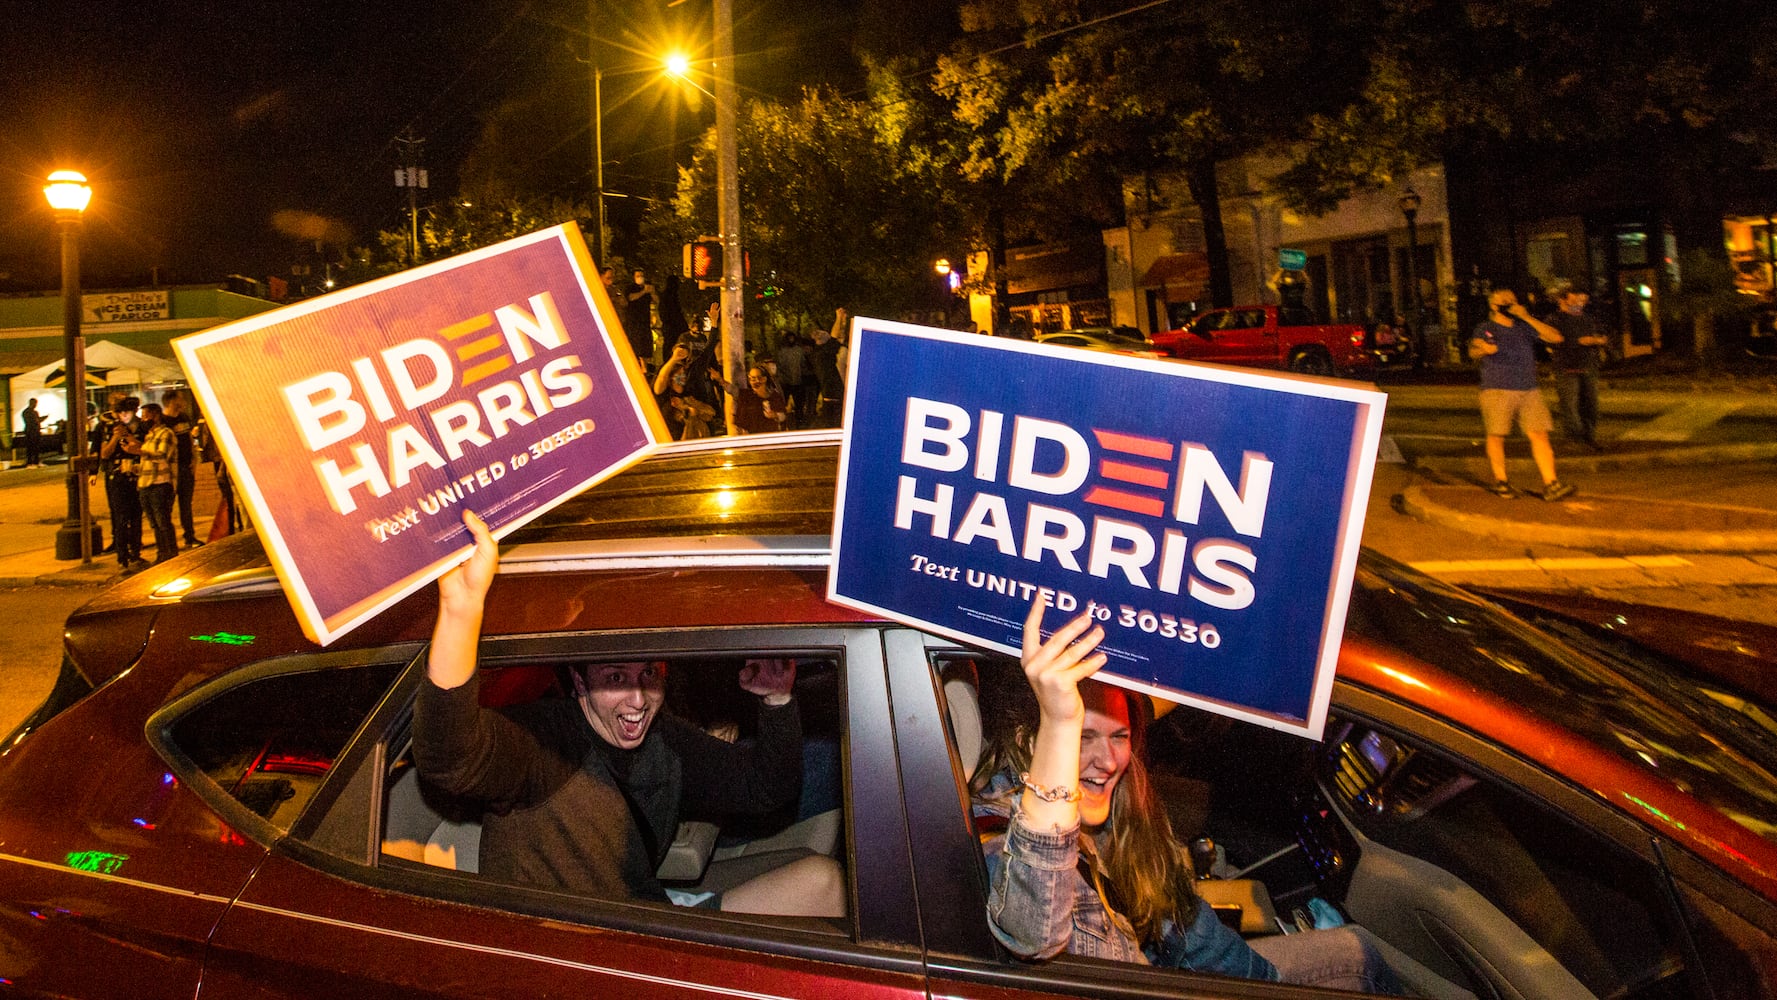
left=144, top=641, right=426, bottom=851
left=270, top=625, right=930, bottom=969
left=1330, top=684, right=1708, bottom=996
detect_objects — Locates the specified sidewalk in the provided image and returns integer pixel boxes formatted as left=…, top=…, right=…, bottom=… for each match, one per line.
left=1379, top=380, right=1777, bottom=553
left=0, top=460, right=229, bottom=588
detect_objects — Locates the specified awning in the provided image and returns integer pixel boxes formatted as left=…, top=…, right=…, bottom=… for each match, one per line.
left=1139, top=253, right=1211, bottom=298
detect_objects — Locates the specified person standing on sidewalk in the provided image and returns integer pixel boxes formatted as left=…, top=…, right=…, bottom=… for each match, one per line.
left=1470, top=288, right=1576, bottom=501
left=623, top=268, right=658, bottom=368
left=125, top=402, right=179, bottom=565
left=19, top=399, right=44, bottom=468
left=1546, top=283, right=1608, bottom=450
left=95, top=395, right=146, bottom=571
left=161, top=391, right=203, bottom=547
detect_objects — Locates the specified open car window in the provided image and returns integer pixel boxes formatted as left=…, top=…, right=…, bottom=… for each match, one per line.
left=361, top=649, right=850, bottom=930
left=149, top=657, right=408, bottom=841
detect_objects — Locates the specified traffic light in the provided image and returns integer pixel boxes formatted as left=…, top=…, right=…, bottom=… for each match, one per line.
left=683, top=238, right=722, bottom=288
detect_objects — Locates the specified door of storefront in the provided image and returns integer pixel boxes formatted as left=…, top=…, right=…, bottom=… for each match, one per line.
left=1331, top=238, right=1393, bottom=323
left=1617, top=268, right=1661, bottom=357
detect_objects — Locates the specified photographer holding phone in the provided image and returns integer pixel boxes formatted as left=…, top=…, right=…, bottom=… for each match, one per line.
left=1469, top=288, right=1575, bottom=501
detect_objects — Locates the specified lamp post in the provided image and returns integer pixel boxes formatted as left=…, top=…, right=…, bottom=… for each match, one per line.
left=1398, top=188, right=1424, bottom=370
left=44, top=170, right=97, bottom=564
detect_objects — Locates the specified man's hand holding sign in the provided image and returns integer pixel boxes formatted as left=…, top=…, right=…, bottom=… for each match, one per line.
left=828, top=318, right=1385, bottom=740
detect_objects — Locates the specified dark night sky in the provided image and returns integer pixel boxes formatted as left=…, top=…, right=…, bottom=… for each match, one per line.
left=0, top=0, right=934, bottom=292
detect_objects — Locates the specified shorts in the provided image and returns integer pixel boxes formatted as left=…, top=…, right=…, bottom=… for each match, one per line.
left=1479, top=388, right=1553, bottom=437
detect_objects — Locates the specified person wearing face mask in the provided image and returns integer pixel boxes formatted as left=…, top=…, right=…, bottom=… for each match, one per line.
left=1470, top=288, right=1575, bottom=501
left=970, top=600, right=1404, bottom=992
left=414, top=511, right=839, bottom=915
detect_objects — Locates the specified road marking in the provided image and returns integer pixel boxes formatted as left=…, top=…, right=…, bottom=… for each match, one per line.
left=1410, top=555, right=1694, bottom=573
left=1618, top=401, right=1745, bottom=442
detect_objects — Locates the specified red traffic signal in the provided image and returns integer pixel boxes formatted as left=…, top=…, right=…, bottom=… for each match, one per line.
left=683, top=238, right=722, bottom=286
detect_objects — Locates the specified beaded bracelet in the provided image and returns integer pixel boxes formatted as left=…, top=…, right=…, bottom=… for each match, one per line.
left=1020, top=771, right=1082, bottom=803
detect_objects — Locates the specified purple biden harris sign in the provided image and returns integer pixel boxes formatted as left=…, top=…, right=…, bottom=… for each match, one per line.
left=175, top=223, right=668, bottom=645
left=827, top=320, right=1386, bottom=739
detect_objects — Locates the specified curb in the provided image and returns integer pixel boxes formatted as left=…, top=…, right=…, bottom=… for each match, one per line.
left=1410, top=441, right=1777, bottom=481
left=0, top=567, right=123, bottom=589
left=1396, top=485, right=1777, bottom=553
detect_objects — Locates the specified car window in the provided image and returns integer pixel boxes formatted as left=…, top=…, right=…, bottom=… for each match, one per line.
left=1319, top=719, right=1695, bottom=999
left=155, top=660, right=405, bottom=835
left=940, top=652, right=1704, bottom=998
left=1669, top=873, right=1777, bottom=998
left=372, top=651, right=850, bottom=927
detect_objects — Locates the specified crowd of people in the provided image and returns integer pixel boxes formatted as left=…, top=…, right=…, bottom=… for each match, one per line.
left=77, top=388, right=228, bottom=574
left=603, top=265, right=853, bottom=440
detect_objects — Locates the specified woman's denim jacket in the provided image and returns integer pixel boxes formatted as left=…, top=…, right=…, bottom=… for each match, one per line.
left=974, top=770, right=1276, bottom=980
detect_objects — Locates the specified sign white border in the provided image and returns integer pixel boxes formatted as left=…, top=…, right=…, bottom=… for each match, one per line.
left=175, top=224, right=666, bottom=645
left=826, top=318, right=1386, bottom=740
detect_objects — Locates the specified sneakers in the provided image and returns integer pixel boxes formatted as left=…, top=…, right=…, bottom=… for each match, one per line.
left=1488, top=480, right=1518, bottom=498
left=1542, top=480, right=1577, bottom=502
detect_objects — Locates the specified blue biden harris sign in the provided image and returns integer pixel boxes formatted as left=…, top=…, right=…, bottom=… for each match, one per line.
left=828, top=320, right=1386, bottom=740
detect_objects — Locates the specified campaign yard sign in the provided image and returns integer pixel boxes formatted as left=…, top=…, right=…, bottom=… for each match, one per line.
left=175, top=223, right=668, bottom=645
left=828, top=320, right=1386, bottom=740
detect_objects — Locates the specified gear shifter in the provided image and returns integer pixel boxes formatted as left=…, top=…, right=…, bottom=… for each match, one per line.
left=1188, top=836, right=1217, bottom=880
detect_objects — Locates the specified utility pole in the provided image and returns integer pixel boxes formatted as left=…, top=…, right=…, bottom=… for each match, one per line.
left=589, top=0, right=608, bottom=266
left=715, top=0, right=744, bottom=434
left=394, top=131, right=428, bottom=266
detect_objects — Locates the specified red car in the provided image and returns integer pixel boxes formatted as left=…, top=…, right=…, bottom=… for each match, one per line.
left=4, top=434, right=1775, bottom=999
left=1153, top=305, right=1373, bottom=376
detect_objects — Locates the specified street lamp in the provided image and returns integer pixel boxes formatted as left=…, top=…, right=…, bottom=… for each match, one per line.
left=591, top=53, right=689, bottom=266
left=44, top=170, right=98, bottom=563
left=1398, top=188, right=1425, bottom=370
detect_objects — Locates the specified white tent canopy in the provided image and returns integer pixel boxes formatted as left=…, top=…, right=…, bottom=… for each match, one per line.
left=8, top=340, right=187, bottom=439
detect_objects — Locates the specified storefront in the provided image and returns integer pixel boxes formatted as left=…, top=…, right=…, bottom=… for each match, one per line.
left=1, top=285, right=277, bottom=451
left=1104, top=158, right=1456, bottom=362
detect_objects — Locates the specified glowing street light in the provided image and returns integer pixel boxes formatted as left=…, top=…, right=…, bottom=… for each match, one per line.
left=44, top=170, right=98, bottom=563
left=664, top=52, right=692, bottom=78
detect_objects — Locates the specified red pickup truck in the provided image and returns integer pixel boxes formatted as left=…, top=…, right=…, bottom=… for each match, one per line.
left=1152, top=304, right=1373, bottom=376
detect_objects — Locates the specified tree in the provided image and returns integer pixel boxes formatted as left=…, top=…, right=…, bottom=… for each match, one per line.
left=1269, top=0, right=1777, bottom=350
left=641, top=86, right=962, bottom=332
left=341, top=182, right=592, bottom=285
left=932, top=0, right=1371, bottom=308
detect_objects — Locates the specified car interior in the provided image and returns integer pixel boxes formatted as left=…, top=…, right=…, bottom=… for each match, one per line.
left=377, top=655, right=849, bottom=922
left=936, top=653, right=1696, bottom=1000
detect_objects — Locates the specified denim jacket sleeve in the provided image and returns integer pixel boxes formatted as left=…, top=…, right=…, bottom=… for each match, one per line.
left=982, top=802, right=1082, bottom=960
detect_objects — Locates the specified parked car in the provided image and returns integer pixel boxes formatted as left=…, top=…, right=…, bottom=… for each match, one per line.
left=1365, top=319, right=1418, bottom=370
left=5, top=433, right=1775, bottom=999
left=1034, top=325, right=1161, bottom=358
left=1152, top=305, right=1373, bottom=376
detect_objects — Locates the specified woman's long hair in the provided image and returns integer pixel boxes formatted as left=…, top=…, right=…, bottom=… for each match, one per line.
left=974, top=660, right=1196, bottom=943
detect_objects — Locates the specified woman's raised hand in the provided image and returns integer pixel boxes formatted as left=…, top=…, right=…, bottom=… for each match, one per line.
left=1021, top=597, right=1107, bottom=727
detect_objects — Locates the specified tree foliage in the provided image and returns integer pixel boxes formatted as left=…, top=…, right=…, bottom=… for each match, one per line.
left=641, top=85, right=962, bottom=328
left=342, top=182, right=592, bottom=285
left=1275, top=0, right=1777, bottom=213
left=932, top=0, right=1372, bottom=306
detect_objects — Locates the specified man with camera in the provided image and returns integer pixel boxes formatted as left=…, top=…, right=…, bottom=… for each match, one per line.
left=94, top=394, right=148, bottom=572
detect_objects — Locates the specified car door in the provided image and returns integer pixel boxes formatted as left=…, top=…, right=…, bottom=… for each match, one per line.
left=884, top=631, right=1278, bottom=1000
left=193, top=627, right=930, bottom=1000
left=1208, top=308, right=1275, bottom=368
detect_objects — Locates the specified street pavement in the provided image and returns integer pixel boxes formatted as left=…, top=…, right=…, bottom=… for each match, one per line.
left=0, top=458, right=231, bottom=588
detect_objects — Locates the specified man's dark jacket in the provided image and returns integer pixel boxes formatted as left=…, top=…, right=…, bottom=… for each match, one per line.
left=415, top=675, right=801, bottom=900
